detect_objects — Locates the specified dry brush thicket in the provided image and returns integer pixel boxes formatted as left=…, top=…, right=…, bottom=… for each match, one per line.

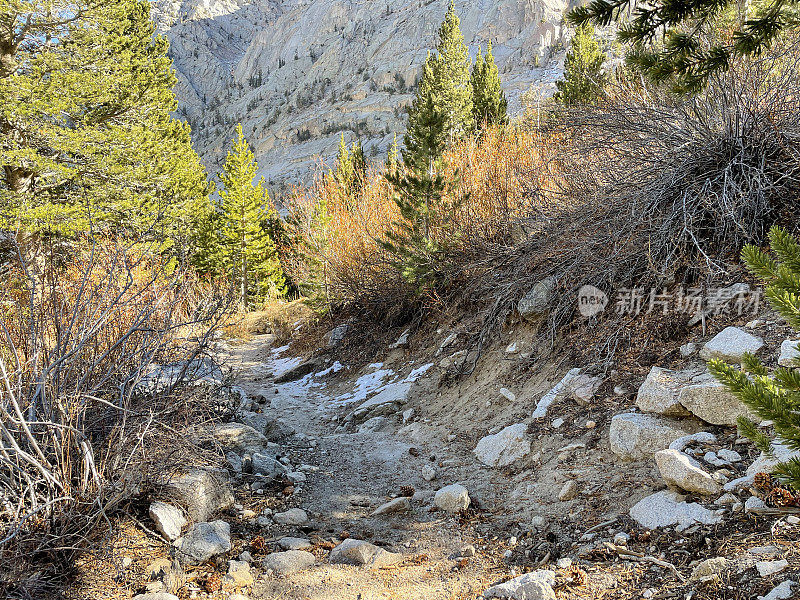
left=0, top=238, right=229, bottom=597
left=287, top=39, right=800, bottom=363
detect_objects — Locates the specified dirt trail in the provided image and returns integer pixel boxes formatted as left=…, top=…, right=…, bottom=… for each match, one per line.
left=227, top=334, right=526, bottom=600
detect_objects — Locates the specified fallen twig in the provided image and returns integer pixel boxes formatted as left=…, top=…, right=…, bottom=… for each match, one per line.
left=603, top=542, right=686, bottom=583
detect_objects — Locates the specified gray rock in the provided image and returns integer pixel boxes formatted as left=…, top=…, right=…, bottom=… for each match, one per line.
left=273, top=508, right=308, bottom=526
left=278, top=537, right=313, bottom=551
left=756, top=559, right=789, bottom=577
left=669, top=431, right=717, bottom=452
left=353, top=381, right=412, bottom=421
left=745, top=496, right=767, bottom=513
left=699, top=327, right=763, bottom=362
left=274, top=357, right=325, bottom=383
left=162, top=470, right=233, bottom=522
left=286, top=471, right=307, bottom=485
left=680, top=342, right=698, bottom=357
left=655, top=449, right=721, bottom=495
left=149, top=501, right=186, bottom=541
left=499, top=387, right=516, bottom=402
left=532, top=368, right=582, bottom=419
left=483, top=570, right=557, bottom=599
left=421, top=464, right=437, bottom=481
left=558, top=480, right=578, bottom=501
left=371, top=497, right=411, bottom=516
left=518, top=277, right=556, bottom=321
left=389, top=329, right=410, bottom=349
left=358, top=416, right=390, bottom=433
left=717, top=448, right=742, bottom=463
left=262, top=550, right=316, bottom=573
left=132, top=594, right=180, bottom=600
left=174, top=521, right=231, bottom=564
left=609, top=413, right=702, bottom=460
left=237, top=411, right=295, bottom=442
left=568, top=373, right=602, bottom=403
left=778, top=340, right=800, bottom=367
left=436, top=332, right=459, bottom=357
left=213, top=422, right=267, bottom=452
left=434, top=484, right=470, bottom=513
left=758, top=580, right=796, bottom=600
left=690, top=557, right=729, bottom=581
left=629, top=490, right=722, bottom=531
left=678, top=380, right=753, bottom=425
left=402, top=408, right=415, bottom=424
left=473, top=423, right=531, bottom=468
left=327, top=324, right=350, bottom=349
left=747, top=442, right=800, bottom=476
left=250, top=451, right=287, bottom=479
left=635, top=367, right=691, bottom=416
left=328, top=538, right=403, bottom=568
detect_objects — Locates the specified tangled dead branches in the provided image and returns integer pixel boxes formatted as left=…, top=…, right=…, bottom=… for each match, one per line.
left=461, top=38, right=800, bottom=367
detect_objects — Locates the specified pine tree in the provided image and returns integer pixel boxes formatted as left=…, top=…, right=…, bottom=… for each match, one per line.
left=710, top=227, right=800, bottom=491
left=554, top=23, right=608, bottom=106
left=569, top=0, right=785, bottom=92
left=349, top=139, right=368, bottom=198
left=382, top=95, right=455, bottom=289
left=218, top=124, right=285, bottom=306
left=331, top=134, right=368, bottom=201
left=471, top=41, right=508, bottom=129
left=405, top=0, right=473, bottom=158
left=333, top=133, right=353, bottom=190
left=0, top=0, right=210, bottom=247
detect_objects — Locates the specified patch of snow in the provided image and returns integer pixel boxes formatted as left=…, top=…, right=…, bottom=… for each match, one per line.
left=315, top=361, right=344, bottom=377
left=405, top=363, right=433, bottom=382
left=271, top=355, right=303, bottom=378
left=334, top=368, right=397, bottom=406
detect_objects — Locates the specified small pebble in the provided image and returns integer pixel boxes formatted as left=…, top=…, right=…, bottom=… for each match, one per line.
left=585, top=420, right=596, bottom=429
left=614, top=532, right=630, bottom=545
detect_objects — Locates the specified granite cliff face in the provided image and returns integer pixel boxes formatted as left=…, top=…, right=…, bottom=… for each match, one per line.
left=151, top=0, right=571, bottom=190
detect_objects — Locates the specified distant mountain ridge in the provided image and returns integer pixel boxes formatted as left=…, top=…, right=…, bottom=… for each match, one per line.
left=151, top=0, right=570, bottom=191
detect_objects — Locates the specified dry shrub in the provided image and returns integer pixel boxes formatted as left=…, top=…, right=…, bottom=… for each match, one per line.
left=284, top=125, right=557, bottom=323
left=0, top=236, right=230, bottom=597
left=225, top=298, right=315, bottom=341
left=463, top=38, right=800, bottom=366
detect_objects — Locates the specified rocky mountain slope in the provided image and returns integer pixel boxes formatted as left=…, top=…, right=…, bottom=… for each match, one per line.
left=150, top=0, right=572, bottom=190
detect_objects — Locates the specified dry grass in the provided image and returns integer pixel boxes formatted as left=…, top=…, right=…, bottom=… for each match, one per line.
left=224, top=299, right=315, bottom=342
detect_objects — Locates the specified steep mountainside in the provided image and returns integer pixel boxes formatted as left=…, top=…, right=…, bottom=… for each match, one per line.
left=151, top=0, right=571, bottom=190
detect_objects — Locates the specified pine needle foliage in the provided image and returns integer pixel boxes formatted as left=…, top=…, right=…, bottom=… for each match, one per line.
left=471, top=41, right=509, bottom=128
left=382, top=94, right=457, bottom=292
left=0, top=0, right=210, bottom=247
left=331, top=134, right=368, bottom=203
left=554, top=23, right=608, bottom=106
left=710, top=226, right=800, bottom=490
left=568, top=0, right=800, bottom=92
left=216, top=124, right=285, bottom=307
left=405, top=1, right=473, bottom=155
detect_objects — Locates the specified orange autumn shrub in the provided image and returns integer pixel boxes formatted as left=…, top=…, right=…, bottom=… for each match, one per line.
left=284, top=125, right=560, bottom=321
